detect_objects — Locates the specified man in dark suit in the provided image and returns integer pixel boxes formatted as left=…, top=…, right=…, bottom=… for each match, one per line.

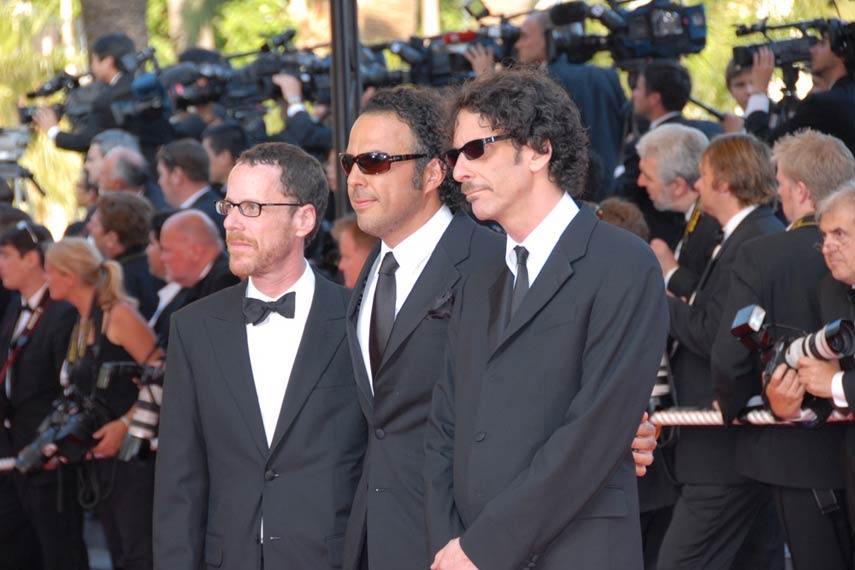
left=635, top=123, right=722, bottom=298
left=745, top=34, right=855, bottom=156
left=156, top=138, right=225, bottom=238
left=711, top=130, right=855, bottom=569
left=0, top=222, right=89, bottom=570
left=797, top=181, right=855, bottom=566
left=424, top=67, right=669, bottom=570
left=658, top=134, right=786, bottom=569
left=87, top=191, right=160, bottom=320
left=153, top=209, right=238, bottom=346
left=618, top=60, right=723, bottom=248
left=154, top=142, right=366, bottom=570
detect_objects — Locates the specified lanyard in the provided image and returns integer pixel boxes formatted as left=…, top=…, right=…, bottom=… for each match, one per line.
left=0, top=296, right=52, bottom=384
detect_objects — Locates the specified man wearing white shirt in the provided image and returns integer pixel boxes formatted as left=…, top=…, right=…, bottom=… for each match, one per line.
left=424, top=67, right=669, bottom=570
left=154, top=142, right=366, bottom=570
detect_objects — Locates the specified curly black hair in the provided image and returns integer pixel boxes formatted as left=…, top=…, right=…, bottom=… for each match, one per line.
left=363, top=86, right=465, bottom=211
left=449, top=66, right=589, bottom=196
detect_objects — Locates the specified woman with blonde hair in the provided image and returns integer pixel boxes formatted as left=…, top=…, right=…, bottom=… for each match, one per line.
left=45, top=236, right=159, bottom=570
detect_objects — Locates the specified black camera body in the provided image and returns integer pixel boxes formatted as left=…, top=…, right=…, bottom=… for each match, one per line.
left=732, top=36, right=817, bottom=68
left=730, top=304, right=855, bottom=420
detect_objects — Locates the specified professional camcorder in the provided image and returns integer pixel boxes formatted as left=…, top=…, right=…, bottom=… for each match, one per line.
left=118, top=363, right=165, bottom=462
left=731, top=304, right=855, bottom=419
left=546, top=0, right=707, bottom=69
left=17, top=70, right=104, bottom=131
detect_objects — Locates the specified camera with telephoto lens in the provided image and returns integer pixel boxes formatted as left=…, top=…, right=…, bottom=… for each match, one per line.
left=117, top=362, right=164, bottom=462
left=731, top=304, right=855, bottom=419
left=17, top=69, right=104, bottom=132
left=733, top=18, right=853, bottom=68
left=14, top=364, right=119, bottom=474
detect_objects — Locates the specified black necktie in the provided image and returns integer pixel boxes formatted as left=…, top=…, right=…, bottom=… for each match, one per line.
left=369, top=252, right=398, bottom=376
left=688, top=230, right=724, bottom=306
left=242, top=292, right=296, bottom=325
left=511, top=246, right=530, bottom=316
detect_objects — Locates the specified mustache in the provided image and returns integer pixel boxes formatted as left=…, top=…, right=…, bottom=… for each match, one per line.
left=461, top=182, right=487, bottom=194
left=226, top=232, right=257, bottom=247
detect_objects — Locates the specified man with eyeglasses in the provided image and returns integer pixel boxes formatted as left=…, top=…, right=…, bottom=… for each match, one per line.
left=0, top=221, right=89, bottom=570
left=417, top=68, right=668, bottom=570
left=154, top=142, right=366, bottom=570
left=798, top=180, right=855, bottom=562
left=711, top=131, right=855, bottom=570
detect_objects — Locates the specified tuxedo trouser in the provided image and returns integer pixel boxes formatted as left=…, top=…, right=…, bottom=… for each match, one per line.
left=94, top=456, right=155, bottom=570
left=640, top=505, right=673, bottom=570
left=13, top=466, right=89, bottom=570
left=772, top=486, right=850, bottom=570
left=657, top=482, right=784, bottom=570
left=0, top=473, right=42, bottom=570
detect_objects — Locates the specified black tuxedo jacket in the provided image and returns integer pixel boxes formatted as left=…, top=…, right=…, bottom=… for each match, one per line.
left=154, top=273, right=367, bottom=570
left=746, top=75, right=855, bottom=157
left=152, top=254, right=238, bottom=348
left=668, top=212, right=721, bottom=299
left=0, top=293, right=77, bottom=456
left=188, top=189, right=226, bottom=239
left=118, top=245, right=161, bottom=321
left=341, top=214, right=503, bottom=570
left=711, top=224, right=845, bottom=490
left=668, top=206, right=783, bottom=485
left=424, top=206, right=669, bottom=570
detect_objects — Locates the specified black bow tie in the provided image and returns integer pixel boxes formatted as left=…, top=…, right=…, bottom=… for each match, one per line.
left=242, top=292, right=296, bottom=325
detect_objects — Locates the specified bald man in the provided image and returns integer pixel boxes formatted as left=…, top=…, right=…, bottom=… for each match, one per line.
left=151, top=210, right=239, bottom=346
left=101, top=147, right=169, bottom=211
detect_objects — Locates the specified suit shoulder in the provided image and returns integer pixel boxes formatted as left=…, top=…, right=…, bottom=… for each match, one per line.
left=173, top=281, right=244, bottom=323
left=313, top=271, right=352, bottom=308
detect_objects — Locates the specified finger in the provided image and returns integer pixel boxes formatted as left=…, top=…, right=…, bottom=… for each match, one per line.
left=636, top=464, right=647, bottom=477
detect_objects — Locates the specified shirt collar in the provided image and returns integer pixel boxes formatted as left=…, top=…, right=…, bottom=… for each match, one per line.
left=247, top=259, right=314, bottom=303
left=685, top=199, right=698, bottom=222
left=179, top=186, right=211, bottom=209
left=505, top=192, right=579, bottom=284
left=650, top=111, right=682, bottom=131
left=379, top=205, right=454, bottom=273
left=721, top=205, right=758, bottom=242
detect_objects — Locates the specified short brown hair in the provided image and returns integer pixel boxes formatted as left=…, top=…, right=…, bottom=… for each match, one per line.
left=157, top=138, right=210, bottom=183
left=596, top=198, right=650, bottom=242
left=97, top=192, right=153, bottom=250
left=702, top=134, right=775, bottom=207
left=773, top=130, right=855, bottom=207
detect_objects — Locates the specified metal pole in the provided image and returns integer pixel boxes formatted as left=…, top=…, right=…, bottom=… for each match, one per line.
left=330, top=0, right=362, bottom=218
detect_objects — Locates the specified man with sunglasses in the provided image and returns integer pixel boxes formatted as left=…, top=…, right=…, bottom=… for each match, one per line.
left=423, top=68, right=669, bottom=570
left=154, top=143, right=366, bottom=570
left=0, top=222, right=89, bottom=570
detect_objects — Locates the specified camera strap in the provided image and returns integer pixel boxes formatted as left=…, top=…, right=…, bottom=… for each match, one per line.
left=0, top=294, right=53, bottom=386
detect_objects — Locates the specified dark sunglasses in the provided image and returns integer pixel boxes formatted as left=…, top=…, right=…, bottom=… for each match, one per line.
left=339, top=152, right=426, bottom=175
left=443, top=134, right=512, bottom=167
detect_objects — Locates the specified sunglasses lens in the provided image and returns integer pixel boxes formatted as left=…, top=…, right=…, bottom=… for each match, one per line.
left=461, top=140, right=486, bottom=161
left=444, top=149, right=460, bottom=167
left=357, top=153, right=391, bottom=175
left=339, top=155, right=355, bottom=175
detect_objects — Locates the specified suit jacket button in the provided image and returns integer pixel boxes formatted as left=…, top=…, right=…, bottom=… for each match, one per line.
left=375, top=428, right=386, bottom=439
left=264, top=469, right=277, bottom=481
left=474, top=431, right=486, bottom=442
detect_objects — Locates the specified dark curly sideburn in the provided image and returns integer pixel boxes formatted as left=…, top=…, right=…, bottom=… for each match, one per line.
left=362, top=86, right=465, bottom=211
left=450, top=67, right=589, bottom=196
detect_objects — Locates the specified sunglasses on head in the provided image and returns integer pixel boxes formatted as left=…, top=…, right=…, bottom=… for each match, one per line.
left=16, top=220, right=38, bottom=245
left=339, top=152, right=427, bottom=176
left=443, top=134, right=512, bottom=167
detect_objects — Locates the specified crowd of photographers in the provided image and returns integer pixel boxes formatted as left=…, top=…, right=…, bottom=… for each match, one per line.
left=1, top=3, right=855, bottom=569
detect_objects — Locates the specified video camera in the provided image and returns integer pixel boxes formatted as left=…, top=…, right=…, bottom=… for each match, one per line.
left=733, top=18, right=853, bottom=68
left=118, top=362, right=165, bottom=462
left=17, top=70, right=104, bottom=132
left=731, top=304, right=855, bottom=418
left=547, top=0, right=707, bottom=70
left=109, top=47, right=172, bottom=127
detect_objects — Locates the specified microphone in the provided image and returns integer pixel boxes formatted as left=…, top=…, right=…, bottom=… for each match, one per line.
left=548, top=1, right=589, bottom=27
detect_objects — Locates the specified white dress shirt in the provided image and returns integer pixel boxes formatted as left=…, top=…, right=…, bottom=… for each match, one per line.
left=147, top=282, right=183, bottom=328
left=649, top=111, right=682, bottom=131
left=357, top=205, right=454, bottom=391
left=245, top=260, right=315, bottom=445
left=505, top=192, right=579, bottom=286
left=179, top=186, right=212, bottom=209
left=721, top=205, right=757, bottom=243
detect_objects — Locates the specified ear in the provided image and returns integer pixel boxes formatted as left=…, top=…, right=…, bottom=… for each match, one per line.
left=22, top=248, right=42, bottom=269
left=421, top=157, right=446, bottom=194
left=527, top=139, right=552, bottom=175
left=671, top=176, right=692, bottom=198
left=294, top=204, right=317, bottom=240
left=794, top=180, right=811, bottom=206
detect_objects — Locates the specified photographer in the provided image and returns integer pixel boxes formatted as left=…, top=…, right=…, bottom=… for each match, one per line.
left=745, top=29, right=855, bottom=155
left=712, top=131, right=855, bottom=569
left=45, top=237, right=160, bottom=570
left=201, top=122, right=250, bottom=196
left=798, top=181, right=855, bottom=557
left=0, top=222, right=88, bottom=570
left=87, top=192, right=160, bottom=320
left=267, top=73, right=332, bottom=163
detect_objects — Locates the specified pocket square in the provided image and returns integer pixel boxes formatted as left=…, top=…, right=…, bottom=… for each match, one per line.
left=427, top=290, right=454, bottom=320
